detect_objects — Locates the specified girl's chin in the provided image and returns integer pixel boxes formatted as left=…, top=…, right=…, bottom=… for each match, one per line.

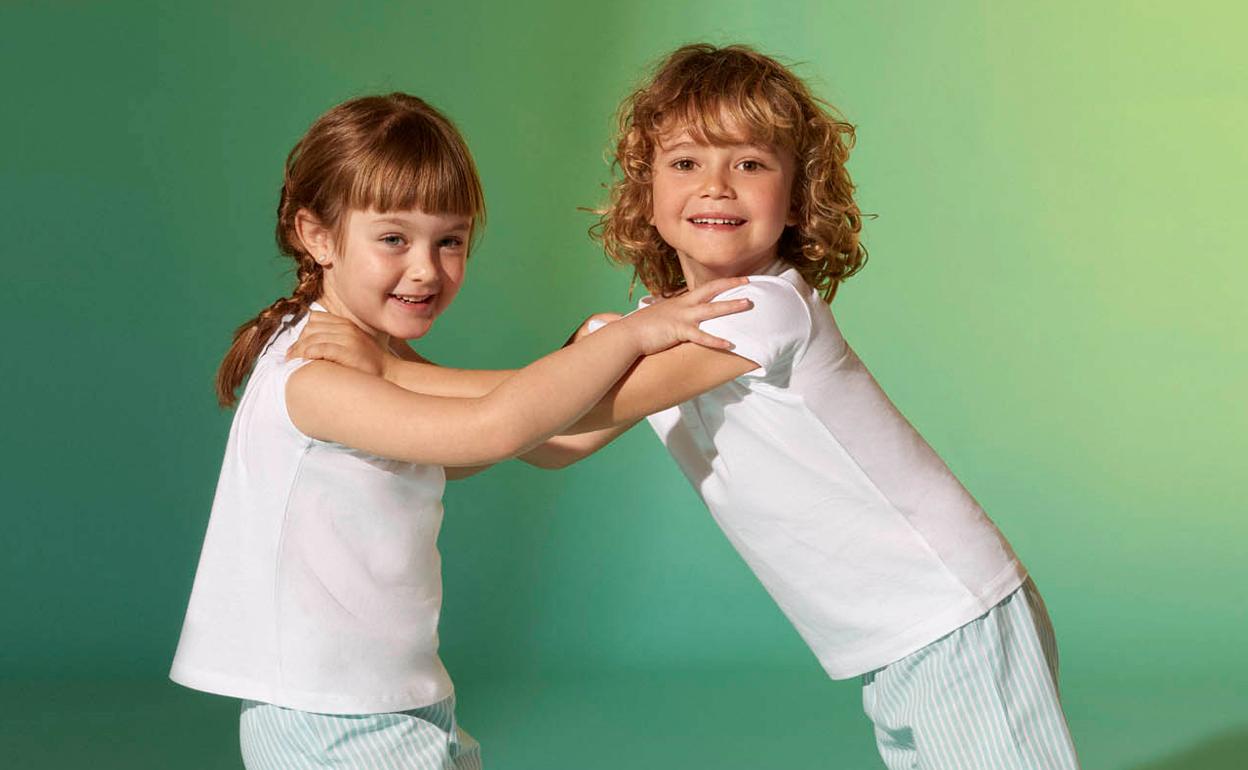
left=387, top=320, right=435, bottom=342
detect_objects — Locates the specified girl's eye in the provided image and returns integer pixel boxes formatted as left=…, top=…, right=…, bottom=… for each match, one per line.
left=381, top=234, right=406, bottom=247
left=439, top=237, right=465, bottom=249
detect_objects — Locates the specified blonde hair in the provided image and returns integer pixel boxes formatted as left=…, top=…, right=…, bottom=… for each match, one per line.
left=215, top=92, right=485, bottom=407
left=595, top=43, right=866, bottom=301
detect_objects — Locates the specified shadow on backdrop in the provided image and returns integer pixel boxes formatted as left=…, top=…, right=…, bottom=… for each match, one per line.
left=1125, top=726, right=1248, bottom=770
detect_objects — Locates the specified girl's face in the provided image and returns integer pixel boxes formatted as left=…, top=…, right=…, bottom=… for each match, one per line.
left=650, top=129, right=797, bottom=287
left=318, top=207, right=471, bottom=342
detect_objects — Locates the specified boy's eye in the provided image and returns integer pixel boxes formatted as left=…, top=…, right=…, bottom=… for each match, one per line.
left=738, top=160, right=765, bottom=172
left=671, top=158, right=697, bottom=171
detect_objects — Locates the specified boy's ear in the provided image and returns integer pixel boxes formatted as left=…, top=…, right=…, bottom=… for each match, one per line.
left=294, top=209, right=334, bottom=265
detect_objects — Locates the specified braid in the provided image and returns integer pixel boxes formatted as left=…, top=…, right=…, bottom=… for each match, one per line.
left=214, top=241, right=326, bottom=408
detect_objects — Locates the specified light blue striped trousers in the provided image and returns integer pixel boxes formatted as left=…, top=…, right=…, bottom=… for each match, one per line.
left=239, top=695, right=481, bottom=770
left=862, top=578, right=1080, bottom=769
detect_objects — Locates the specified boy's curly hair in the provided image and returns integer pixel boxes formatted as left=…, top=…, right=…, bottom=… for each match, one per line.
left=594, top=44, right=866, bottom=302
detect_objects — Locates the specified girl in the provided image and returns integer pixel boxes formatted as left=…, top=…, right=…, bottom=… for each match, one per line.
left=295, top=48, right=1081, bottom=769
left=169, top=92, right=751, bottom=770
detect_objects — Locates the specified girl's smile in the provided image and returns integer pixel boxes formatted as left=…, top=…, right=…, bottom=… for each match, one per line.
left=388, top=291, right=438, bottom=315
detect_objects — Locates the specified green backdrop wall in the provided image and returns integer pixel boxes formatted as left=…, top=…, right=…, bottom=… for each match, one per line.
left=3, top=1, right=1245, bottom=768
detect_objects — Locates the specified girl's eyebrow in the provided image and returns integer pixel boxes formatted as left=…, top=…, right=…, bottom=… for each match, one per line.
left=373, top=216, right=415, bottom=227
left=373, top=216, right=471, bottom=232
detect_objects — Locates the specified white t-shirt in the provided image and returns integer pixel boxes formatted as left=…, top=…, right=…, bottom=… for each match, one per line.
left=170, top=307, right=453, bottom=714
left=645, top=265, right=1026, bottom=679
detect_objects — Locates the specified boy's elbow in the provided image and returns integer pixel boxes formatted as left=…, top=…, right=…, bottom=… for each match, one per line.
left=526, top=452, right=580, bottom=470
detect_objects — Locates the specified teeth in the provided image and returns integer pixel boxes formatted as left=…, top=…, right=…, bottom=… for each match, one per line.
left=691, top=218, right=743, bottom=225
left=392, top=294, right=431, bottom=304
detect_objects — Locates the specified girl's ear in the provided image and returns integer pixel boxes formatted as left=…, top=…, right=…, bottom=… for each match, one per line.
left=295, top=209, right=335, bottom=265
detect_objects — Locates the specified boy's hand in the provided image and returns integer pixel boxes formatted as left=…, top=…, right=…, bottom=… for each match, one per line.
left=563, top=313, right=624, bottom=347
left=287, top=311, right=392, bottom=378
left=619, top=276, right=752, bottom=355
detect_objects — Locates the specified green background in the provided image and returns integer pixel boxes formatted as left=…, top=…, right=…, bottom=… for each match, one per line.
left=3, top=1, right=1245, bottom=767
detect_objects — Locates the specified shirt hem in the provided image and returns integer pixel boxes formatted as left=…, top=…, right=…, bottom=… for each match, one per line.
left=169, top=664, right=454, bottom=715
left=814, top=561, right=1028, bottom=680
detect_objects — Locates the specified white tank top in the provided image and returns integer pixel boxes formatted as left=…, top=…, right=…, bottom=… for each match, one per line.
left=171, top=308, right=453, bottom=713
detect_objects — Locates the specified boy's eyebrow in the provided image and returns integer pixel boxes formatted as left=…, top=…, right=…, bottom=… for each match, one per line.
left=657, top=139, right=779, bottom=154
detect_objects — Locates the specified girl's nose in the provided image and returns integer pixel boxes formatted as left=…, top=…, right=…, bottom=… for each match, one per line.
left=405, top=248, right=438, bottom=281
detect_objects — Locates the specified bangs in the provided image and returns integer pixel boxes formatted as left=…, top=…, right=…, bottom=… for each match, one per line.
left=346, top=114, right=485, bottom=222
left=645, top=61, right=806, bottom=151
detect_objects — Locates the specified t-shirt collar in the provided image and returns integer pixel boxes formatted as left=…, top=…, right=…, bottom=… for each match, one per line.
left=758, top=259, right=796, bottom=278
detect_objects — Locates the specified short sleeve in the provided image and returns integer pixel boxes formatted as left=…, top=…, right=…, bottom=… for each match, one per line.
left=657, top=277, right=813, bottom=380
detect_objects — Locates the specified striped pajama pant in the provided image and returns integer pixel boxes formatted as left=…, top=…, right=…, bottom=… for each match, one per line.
left=862, top=578, right=1080, bottom=769
left=239, top=695, right=481, bottom=770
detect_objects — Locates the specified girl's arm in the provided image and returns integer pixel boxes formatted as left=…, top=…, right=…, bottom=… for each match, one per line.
left=286, top=310, right=754, bottom=469
left=285, top=277, right=750, bottom=467
left=286, top=312, right=623, bottom=472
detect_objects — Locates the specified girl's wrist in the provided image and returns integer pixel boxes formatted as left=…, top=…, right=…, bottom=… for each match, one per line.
left=611, top=315, right=648, bottom=357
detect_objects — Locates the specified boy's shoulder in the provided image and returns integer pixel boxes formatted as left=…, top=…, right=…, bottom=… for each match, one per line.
left=727, top=271, right=816, bottom=324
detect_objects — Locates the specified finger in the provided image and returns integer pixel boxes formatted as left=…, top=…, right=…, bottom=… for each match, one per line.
left=696, top=298, right=754, bottom=320
left=301, top=343, right=340, bottom=362
left=290, top=330, right=327, bottom=349
left=306, top=313, right=352, bottom=332
left=687, top=330, right=735, bottom=350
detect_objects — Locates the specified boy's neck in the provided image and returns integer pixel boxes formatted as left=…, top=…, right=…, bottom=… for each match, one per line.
left=676, top=250, right=783, bottom=290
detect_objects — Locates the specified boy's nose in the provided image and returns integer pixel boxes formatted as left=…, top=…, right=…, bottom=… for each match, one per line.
left=700, top=170, right=735, bottom=198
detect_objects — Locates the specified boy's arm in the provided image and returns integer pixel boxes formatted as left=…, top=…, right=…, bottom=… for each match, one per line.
left=517, top=423, right=639, bottom=469
left=548, top=341, right=758, bottom=437
left=514, top=342, right=757, bottom=468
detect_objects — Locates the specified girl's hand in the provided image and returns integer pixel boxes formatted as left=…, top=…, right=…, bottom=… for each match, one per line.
left=619, top=276, right=752, bottom=355
left=287, top=311, right=392, bottom=378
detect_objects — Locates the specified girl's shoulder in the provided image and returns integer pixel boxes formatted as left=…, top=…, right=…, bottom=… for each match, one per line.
left=235, top=313, right=316, bottom=441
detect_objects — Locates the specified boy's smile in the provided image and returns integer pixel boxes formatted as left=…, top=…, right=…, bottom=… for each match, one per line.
left=650, top=130, right=797, bottom=288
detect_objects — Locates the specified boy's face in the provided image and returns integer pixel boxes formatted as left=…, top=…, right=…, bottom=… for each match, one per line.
left=650, top=128, right=797, bottom=285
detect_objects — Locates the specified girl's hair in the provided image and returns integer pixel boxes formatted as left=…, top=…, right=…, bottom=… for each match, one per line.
left=215, top=92, right=485, bottom=407
left=595, top=44, right=866, bottom=302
